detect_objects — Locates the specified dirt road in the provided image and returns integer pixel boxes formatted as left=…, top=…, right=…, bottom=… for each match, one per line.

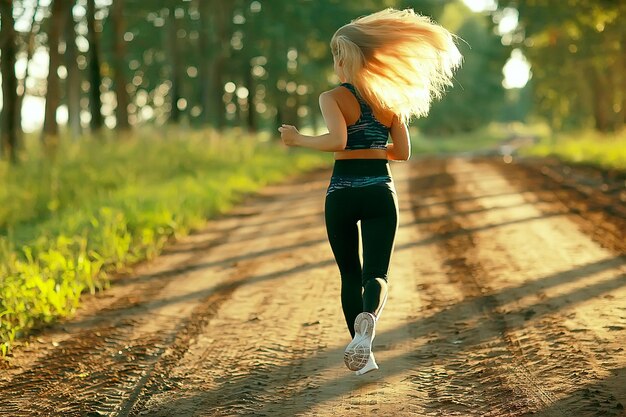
left=1, top=157, right=625, bottom=416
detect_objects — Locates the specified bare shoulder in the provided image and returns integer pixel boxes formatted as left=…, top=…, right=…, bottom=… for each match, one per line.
left=318, top=88, right=344, bottom=107
left=319, top=87, right=344, bottom=100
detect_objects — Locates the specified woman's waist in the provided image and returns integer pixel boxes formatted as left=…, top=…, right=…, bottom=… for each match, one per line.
left=334, top=149, right=387, bottom=161
left=331, top=158, right=391, bottom=177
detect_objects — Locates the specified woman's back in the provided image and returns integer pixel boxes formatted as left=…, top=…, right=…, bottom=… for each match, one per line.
left=331, top=83, right=394, bottom=160
left=333, top=84, right=394, bottom=128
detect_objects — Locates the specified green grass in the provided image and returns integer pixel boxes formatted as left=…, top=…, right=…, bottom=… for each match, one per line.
left=0, top=128, right=330, bottom=356
left=410, top=123, right=515, bottom=154
left=410, top=123, right=626, bottom=172
left=522, top=129, right=626, bottom=170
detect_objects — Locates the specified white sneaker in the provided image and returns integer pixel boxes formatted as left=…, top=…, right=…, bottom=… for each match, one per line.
left=355, top=352, right=379, bottom=376
left=344, top=312, right=376, bottom=371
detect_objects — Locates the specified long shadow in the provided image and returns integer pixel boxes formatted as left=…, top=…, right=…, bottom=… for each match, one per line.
left=201, top=190, right=528, bottom=239
left=60, top=258, right=338, bottom=331
left=119, top=159, right=620, bottom=413
left=4, top=246, right=623, bottom=414
left=248, top=175, right=513, bottom=218
left=241, top=194, right=325, bottom=215
left=147, top=257, right=625, bottom=415
left=166, top=200, right=533, bottom=253
left=409, top=190, right=538, bottom=208
left=158, top=174, right=534, bottom=259
left=222, top=216, right=325, bottom=245
left=158, top=213, right=303, bottom=257
left=221, top=206, right=324, bottom=231
left=395, top=211, right=563, bottom=249
left=61, top=211, right=566, bottom=331
left=388, top=165, right=488, bottom=185
left=9, top=160, right=620, bottom=414
left=398, top=200, right=537, bottom=227
left=117, top=236, right=328, bottom=287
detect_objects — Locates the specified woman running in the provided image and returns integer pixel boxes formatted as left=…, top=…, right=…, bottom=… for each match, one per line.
left=279, top=8, right=461, bottom=375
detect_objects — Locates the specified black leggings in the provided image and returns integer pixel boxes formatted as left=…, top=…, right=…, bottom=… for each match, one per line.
left=325, top=164, right=398, bottom=338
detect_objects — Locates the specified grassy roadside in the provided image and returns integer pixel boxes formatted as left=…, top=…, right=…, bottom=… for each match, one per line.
left=410, top=123, right=517, bottom=155
left=3, top=123, right=622, bottom=356
left=521, top=129, right=626, bottom=170
left=412, top=123, right=626, bottom=171
left=0, top=128, right=330, bottom=356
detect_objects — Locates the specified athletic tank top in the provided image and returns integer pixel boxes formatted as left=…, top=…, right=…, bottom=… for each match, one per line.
left=340, top=83, right=389, bottom=151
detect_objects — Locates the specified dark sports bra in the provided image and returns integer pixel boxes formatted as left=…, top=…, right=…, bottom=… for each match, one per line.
left=340, top=83, right=390, bottom=151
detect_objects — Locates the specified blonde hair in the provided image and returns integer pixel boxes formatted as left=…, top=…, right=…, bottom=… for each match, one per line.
left=330, top=8, right=462, bottom=124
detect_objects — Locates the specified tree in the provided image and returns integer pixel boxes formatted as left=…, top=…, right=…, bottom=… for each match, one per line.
left=15, top=0, right=42, bottom=149
left=6, top=0, right=506, bottom=145
left=42, top=0, right=68, bottom=149
left=65, top=0, right=82, bottom=139
left=110, top=0, right=130, bottom=131
left=167, top=5, right=183, bottom=124
left=0, top=0, right=19, bottom=163
left=498, top=0, right=625, bottom=132
left=196, top=0, right=212, bottom=125
left=86, top=0, right=104, bottom=133
left=209, top=0, right=235, bottom=129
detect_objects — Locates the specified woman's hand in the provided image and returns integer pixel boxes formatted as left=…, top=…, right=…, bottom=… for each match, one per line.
left=278, top=124, right=300, bottom=147
left=276, top=91, right=347, bottom=152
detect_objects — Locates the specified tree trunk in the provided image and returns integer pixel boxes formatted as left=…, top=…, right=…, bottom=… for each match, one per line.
left=15, top=0, right=41, bottom=150
left=0, top=0, right=19, bottom=163
left=589, top=66, right=612, bottom=133
left=111, top=0, right=130, bottom=132
left=616, top=30, right=626, bottom=130
left=308, top=93, right=320, bottom=134
left=168, top=6, right=182, bottom=124
left=244, top=64, right=257, bottom=133
left=65, top=0, right=82, bottom=139
left=210, top=1, right=235, bottom=130
left=212, top=57, right=225, bottom=129
left=196, top=0, right=212, bottom=125
left=86, top=0, right=104, bottom=133
left=42, top=0, right=67, bottom=150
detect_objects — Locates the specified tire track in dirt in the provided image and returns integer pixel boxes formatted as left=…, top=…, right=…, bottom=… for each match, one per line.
left=407, top=158, right=563, bottom=416
left=407, top=158, right=625, bottom=416
left=0, top=232, right=244, bottom=416
left=476, top=158, right=626, bottom=417
left=128, top=158, right=625, bottom=416
left=489, top=159, right=626, bottom=254
left=126, top=162, right=451, bottom=416
left=1, top=158, right=624, bottom=416
left=0, top=170, right=332, bottom=416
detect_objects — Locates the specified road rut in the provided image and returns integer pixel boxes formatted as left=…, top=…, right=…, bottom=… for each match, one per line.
left=0, top=157, right=624, bottom=417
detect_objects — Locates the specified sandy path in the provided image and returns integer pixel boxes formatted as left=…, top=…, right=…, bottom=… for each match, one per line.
left=0, top=158, right=624, bottom=417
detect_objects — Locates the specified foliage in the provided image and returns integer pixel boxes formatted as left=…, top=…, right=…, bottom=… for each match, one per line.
left=0, top=129, right=330, bottom=356
left=497, top=0, right=626, bottom=132
left=1, top=0, right=473, bottom=141
left=522, top=129, right=626, bottom=170
left=417, top=2, right=509, bottom=134
left=411, top=123, right=513, bottom=154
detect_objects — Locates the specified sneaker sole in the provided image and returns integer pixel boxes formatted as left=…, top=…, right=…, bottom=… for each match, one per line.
left=355, top=356, right=379, bottom=376
left=344, top=312, right=376, bottom=371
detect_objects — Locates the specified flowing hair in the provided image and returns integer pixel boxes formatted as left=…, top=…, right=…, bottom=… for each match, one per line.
left=330, top=8, right=462, bottom=124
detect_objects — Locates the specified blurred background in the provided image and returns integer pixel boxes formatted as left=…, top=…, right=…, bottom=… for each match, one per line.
left=0, top=0, right=624, bottom=353
left=0, top=0, right=622, bottom=152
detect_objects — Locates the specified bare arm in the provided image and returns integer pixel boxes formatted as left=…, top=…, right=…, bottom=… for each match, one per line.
left=386, top=115, right=411, bottom=161
left=279, top=91, right=347, bottom=152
